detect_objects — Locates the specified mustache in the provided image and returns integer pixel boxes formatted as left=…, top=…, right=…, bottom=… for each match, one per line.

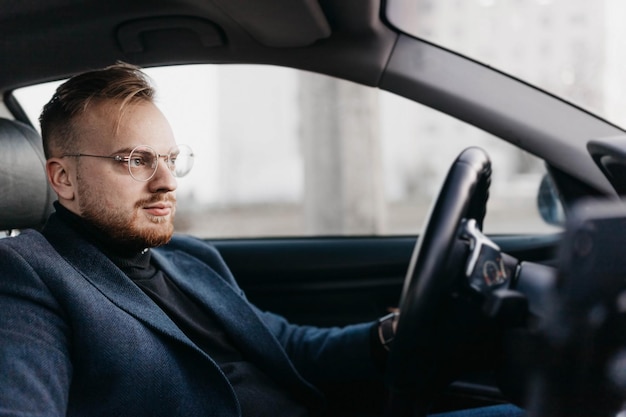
left=136, top=193, right=177, bottom=208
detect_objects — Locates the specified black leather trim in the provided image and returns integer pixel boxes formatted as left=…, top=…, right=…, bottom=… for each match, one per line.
left=0, top=118, right=54, bottom=230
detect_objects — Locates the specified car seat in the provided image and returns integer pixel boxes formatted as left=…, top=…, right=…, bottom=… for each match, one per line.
left=0, top=118, right=54, bottom=234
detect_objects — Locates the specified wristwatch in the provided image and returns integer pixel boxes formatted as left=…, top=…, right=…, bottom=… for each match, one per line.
left=378, top=312, right=399, bottom=351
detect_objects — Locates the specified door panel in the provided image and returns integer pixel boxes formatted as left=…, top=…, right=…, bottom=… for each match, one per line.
left=212, top=234, right=561, bottom=327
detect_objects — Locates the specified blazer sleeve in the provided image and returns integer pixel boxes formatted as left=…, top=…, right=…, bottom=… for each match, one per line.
left=254, top=308, right=380, bottom=385
left=0, top=243, right=72, bottom=416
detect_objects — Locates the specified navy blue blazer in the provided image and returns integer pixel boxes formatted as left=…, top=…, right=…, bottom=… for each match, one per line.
left=0, top=215, right=378, bottom=416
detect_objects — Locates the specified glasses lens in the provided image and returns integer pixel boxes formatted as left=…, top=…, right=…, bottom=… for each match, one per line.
left=128, top=146, right=158, bottom=181
left=169, top=145, right=194, bottom=178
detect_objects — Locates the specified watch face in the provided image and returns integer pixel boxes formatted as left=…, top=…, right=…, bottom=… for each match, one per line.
left=379, top=313, right=397, bottom=347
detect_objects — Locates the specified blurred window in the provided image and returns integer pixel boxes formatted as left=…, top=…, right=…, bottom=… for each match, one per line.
left=14, top=64, right=556, bottom=238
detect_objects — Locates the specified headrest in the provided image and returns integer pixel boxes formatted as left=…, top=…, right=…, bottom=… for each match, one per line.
left=0, top=118, right=54, bottom=231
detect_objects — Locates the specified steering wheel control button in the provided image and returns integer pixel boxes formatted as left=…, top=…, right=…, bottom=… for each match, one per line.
left=463, top=219, right=511, bottom=293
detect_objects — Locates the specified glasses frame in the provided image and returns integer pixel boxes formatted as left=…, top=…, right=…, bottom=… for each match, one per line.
left=62, top=144, right=194, bottom=182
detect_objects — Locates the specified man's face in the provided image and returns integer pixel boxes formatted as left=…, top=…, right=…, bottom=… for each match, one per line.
left=72, top=100, right=179, bottom=249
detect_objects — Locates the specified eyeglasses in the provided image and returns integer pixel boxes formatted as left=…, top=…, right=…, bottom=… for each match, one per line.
left=62, top=144, right=194, bottom=181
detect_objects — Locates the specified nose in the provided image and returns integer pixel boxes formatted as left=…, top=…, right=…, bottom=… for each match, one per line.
left=148, top=157, right=177, bottom=193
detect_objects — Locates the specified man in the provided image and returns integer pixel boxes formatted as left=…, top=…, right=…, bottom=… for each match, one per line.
left=0, top=63, right=523, bottom=416
left=0, top=62, right=394, bottom=416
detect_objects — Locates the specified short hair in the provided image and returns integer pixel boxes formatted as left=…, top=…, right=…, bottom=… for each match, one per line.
left=39, top=62, right=155, bottom=159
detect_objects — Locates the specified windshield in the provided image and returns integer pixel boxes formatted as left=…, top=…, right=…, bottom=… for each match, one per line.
left=386, top=0, right=626, bottom=129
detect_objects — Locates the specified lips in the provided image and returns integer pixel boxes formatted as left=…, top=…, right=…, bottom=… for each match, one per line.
left=143, top=202, right=173, bottom=216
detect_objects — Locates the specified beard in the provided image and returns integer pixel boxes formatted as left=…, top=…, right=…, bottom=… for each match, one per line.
left=77, top=180, right=176, bottom=251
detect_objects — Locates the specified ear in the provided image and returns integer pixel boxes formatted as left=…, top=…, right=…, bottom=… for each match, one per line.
left=46, top=158, right=76, bottom=201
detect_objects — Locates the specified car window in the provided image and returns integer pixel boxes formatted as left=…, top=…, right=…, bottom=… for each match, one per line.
left=13, top=64, right=559, bottom=238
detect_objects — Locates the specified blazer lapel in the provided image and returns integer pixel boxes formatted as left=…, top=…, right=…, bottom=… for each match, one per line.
left=152, top=248, right=324, bottom=405
left=152, top=249, right=291, bottom=365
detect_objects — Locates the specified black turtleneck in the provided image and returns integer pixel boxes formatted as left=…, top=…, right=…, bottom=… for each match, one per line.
left=52, top=202, right=310, bottom=416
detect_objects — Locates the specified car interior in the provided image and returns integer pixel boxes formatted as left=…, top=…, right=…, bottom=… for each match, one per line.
left=2, top=1, right=626, bottom=416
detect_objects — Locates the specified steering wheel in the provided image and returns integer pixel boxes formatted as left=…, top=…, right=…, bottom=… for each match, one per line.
left=384, top=147, right=492, bottom=416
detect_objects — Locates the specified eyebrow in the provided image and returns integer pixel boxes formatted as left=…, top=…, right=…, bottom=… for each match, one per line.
left=110, top=147, right=136, bottom=155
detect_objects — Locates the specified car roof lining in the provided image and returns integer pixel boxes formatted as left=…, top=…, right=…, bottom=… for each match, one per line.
left=210, top=0, right=331, bottom=47
left=0, top=0, right=394, bottom=91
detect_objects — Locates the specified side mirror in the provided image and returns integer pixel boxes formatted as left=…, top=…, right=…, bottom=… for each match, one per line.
left=537, top=174, right=564, bottom=226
